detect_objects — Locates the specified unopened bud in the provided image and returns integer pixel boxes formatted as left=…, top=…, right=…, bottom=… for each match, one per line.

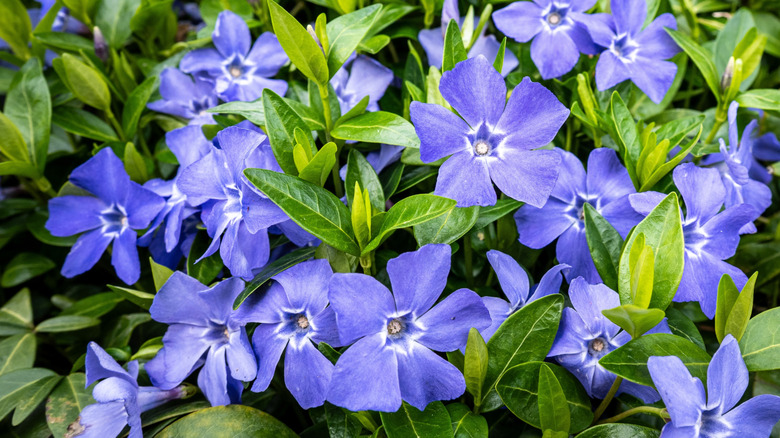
left=307, top=24, right=323, bottom=52
left=93, top=26, right=108, bottom=63
left=721, top=57, right=735, bottom=92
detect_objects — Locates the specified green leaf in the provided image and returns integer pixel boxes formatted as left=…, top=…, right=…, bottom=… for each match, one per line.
left=496, top=361, right=592, bottom=433
left=0, top=161, right=40, bottom=178
left=716, top=274, right=741, bottom=342
left=0, top=333, right=36, bottom=376
left=56, top=53, right=111, bottom=110
left=262, top=89, right=311, bottom=175
left=187, top=229, right=223, bottom=285
left=442, top=19, right=467, bottom=73
left=346, top=149, right=385, bottom=211
left=380, top=401, right=453, bottom=438
left=124, top=142, right=148, bottom=183
left=666, top=29, right=721, bottom=100
left=0, top=0, right=32, bottom=59
left=666, top=307, right=705, bottom=350
left=324, top=402, right=362, bottom=438
left=45, top=373, right=95, bottom=438
left=639, top=124, right=703, bottom=191
left=0, top=111, right=29, bottom=162
left=736, top=89, right=780, bottom=112
left=602, top=304, right=665, bottom=339
left=351, top=183, right=371, bottom=248
left=52, top=107, right=119, bottom=142
left=577, top=424, right=660, bottom=438
left=481, top=294, right=564, bottom=412
left=537, top=363, right=570, bottom=434
left=464, top=328, right=488, bottom=404
left=332, top=111, right=420, bottom=148
left=739, top=307, right=780, bottom=371
left=103, top=313, right=151, bottom=348
left=609, top=92, right=641, bottom=186
left=299, top=142, right=337, bottom=187
left=95, top=0, right=142, bottom=48
left=618, top=193, right=684, bottom=311
left=360, top=34, right=390, bottom=54
left=362, top=194, right=456, bottom=255
left=5, top=58, right=50, bottom=174
left=723, top=272, right=757, bottom=342
left=61, top=292, right=124, bottom=318
left=326, top=5, right=382, bottom=77
left=0, top=288, right=34, bottom=335
left=414, top=206, right=479, bottom=245
left=245, top=169, right=360, bottom=256
left=584, top=203, right=623, bottom=291
left=628, top=233, right=654, bottom=308
left=208, top=99, right=265, bottom=126
left=268, top=0, right=328, bottom=85
left=107, top=284, right=155, bottom=310
left=151, top=258, right=174, bottom=292
left=34, top=31, right=94, bottom=53
left=0, top=368, right=58, bottom=422
left=714, top=8, right=756, bottom=75
left=446, top=403, right=488, bottom=438
left=732, top=28, right=766, bottom=83
left=12, top=374, right=61, bottom=426
left=36, top=315, right=100, bottom=333
left=599, top=333, right=711, bottom=386
left=1, top=252, right=55, bottom=287
left=157, top=405, right=298, bottom=438
left=123, top=75, right=159, bottom=138
left=131, top=336, right=163, bottom=361
left=474, top=199, right=523, bottom=229
left=233, top=246, right=317, bottom=309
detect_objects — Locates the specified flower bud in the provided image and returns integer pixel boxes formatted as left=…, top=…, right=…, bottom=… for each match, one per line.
left=721, top=57, right=735, bottom=92
left=93, top=26, right=108, bottom=63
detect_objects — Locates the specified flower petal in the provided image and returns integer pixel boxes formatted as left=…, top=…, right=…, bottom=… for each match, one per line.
left=495, top=77, right=569, bottom=151
left=249, top=324, right=289, bottom=393
left=150, top=271, right=210, bottom=325
left=226, top=328, right=257, bottom=382
left=674, top=163, right=725, bottom=224
left=487, top=250, right=530, bottom=307
left=612, top=0, right=645, bottom=35
left=61, top=228, right=113, bottom=279
left=719, top=395, right=780, bottom=437
left=397, top=342, right=466, bottom=410
left=556, top=224, right=601, bottom=283
left=46, top=196, right=105, bottom=237
left=213, top=11, right=250, bottom=58
left=70, top=148, right=130, bottom=206
left=647, top=355, right=706, bottom=427
left=493, top=2, right=544, bottom=43
left=490, top=148, right=561, bottom=208
left=147, top=324, right=212, bottom=389
left=245, top=32, right=288, bottom=77
left=273, top=259, right=332, bottom=315
left=77, top=401, right=129, bottom=438
left=328, top=273, right=396, bottom=345
left=595, top=51, right=630, bottom=92
left=197, top=347, right=231, bottom=406
left=531, top=27, right=580, bottom=79
left=418, top=28, right=444, bottom=68
left=410, top=102, right=472, bottom=163
left=416, top=288, right=491, bottom=351
left=635, top=13, right=679, bottom=59
left=284, top=340, right=334, bottom=409
left=111, top=228, right=141, bottom=285
left=568, top=277, right=619, bottom=337
left=706, top=334, right=748, bottom=413
left=435, top=152, right=496, bottom=207
left=629, top=57, right=677, bottom=105
left=514, top=197, right=575, bottom=248
left=388, top=244, right=450, bottom=317
left=586, top=148, right=635, bottom=205
left=439, top=55, right=506, bottom=128
left=85, top=342, right=133, bottom=387
left=551, top=148, right=587, bottom=203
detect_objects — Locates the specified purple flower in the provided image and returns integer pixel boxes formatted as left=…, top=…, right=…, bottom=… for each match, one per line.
left=147, top=68, right=218, bottom=125
left=515, top=148, right=643, bottom=282
left=332, top=55, right=393, bottom=115
left=587, top=0, right=680, bottom=104
left=146, top=272, right=256, bottom=406
left=493, top=0, right=599, bottom=79
left=46, top=148, right=165, bottom=285
left=177, top=125, right=289, bottom=279
left=418, top=0, right=519, bottom=76
left=480, top=250, right=568, bottom=342
left=548, top=277, right=667, bottom=402
left=648, top=334, right=780, bottom=437
left=326, top=244, right=491, bottom=411
left=233, top=259, right=339, bottom=408
left=180, top=10, right=288, bottom=102
left=74, top=342, right=184, bottom=438
left=701, top=102, right=772, bottom=234
left=629, top=163, right=756, bottom=318
left=410, top=55, right=568, bottom=207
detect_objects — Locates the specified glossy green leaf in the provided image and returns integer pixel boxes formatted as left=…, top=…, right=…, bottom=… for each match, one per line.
left=666, top=29, right=721, bottom=100
left=0, top=0, right=32, bottom=59
left=618, top=193, right=684, bottom=310
left=380, top=401, right=453, bottom=438
left=723, top=272, right=757, bottom=342
left=36, top=315, right=100, bottom=333
left=446, top=403, right=488, bottom=438
left=464, top=328, right=488, bottom=405
left=442, top=19, right=467, bottom=73
left=736, top=89, right=780, bottom=112
left=628, top=233, right=654, bottom=308
left=123, top=142, right=148, bottom=183
left=326, top=5, right=382, bottom=76
left=0, top=288, right=34, bottom=335
left=0, top=368, right=58, bottom=422
left=52, top=107, right=119, bottom=142
left=639, top=124, right=703, bottom=191
left=131, top=336, right=163, bottom=361
left=107, top=284, right=155, bottom=310
left=584, top=203, right=623, bottom=291
left=233, top=246, right=317, bottom=309
left=666, top=307, right=705, bottom=350
left=600, top=334, right=711, bottom=386
left=0, top=333, right=36, bottom=376
left=537, top=363, right=570, bottom=434
left=61, top=293, right=123, bottom=318
left=496, top=361, right=592, bottom=433
left=602, top=304, right=665, bottom=339
left=123, top=75, right=159, bottom=138
left=577, top=424, right=660, bottom=438
left=95, top=0, right=141, bottom=48
left=151, top=258, right=174, bottom=292
left=104, top=313, right=152, bottom=348
left=299, top=142, right=337, bottom=186
left=713, top=8, right=756, bottom=75
left=0, top=112, right=29, bottom=162
left=187, top=229, right=223, bottom=285
left=739, top=307, right=780, bottom=371
left=5, top=58, right=50, bottom=174
left=1, top=252, right=55, bottom=287
left=346, top=149, right=385, bottom=211
left=268, top=0, right=328, bottom=85
left=45, top=373, right=95, bottom=438
left=12, top=374, right=61, bottom=426
left=481, top=294, right=564, bottom=412
left=609, top=92, right=641, bottom=185
left=245, top=168, right=360, bottom=256
left=414, top=206, right=479, bottom=245
left=474, top=199, right=523, bottom=229
left=157, top=405, right=298, bottom=437
left=263, top=89, right=311, bottom=175
left=324, top=402, right=362, bottom=438
left=362, top=194, right=456, bottom=255
left=332, top=111, right=420, bottom=148
left=56, top=54, right=111, bottom=110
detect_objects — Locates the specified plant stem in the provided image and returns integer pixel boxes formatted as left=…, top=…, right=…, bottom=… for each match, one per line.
left=106, top=108, right=125, bottom=141
left=318, top=83, right=333, bottom=143
left=597, top=406, right=670, bottom=425
left=704, top=106, right=728, bottom=144
left=592, top=376, right=623, bottom=422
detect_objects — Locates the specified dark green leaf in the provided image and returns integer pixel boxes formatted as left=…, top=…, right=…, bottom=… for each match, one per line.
left=537, top=363, right=570, bottom=434
left=61, top=293, right=124, bottom=318
left=157, top=405, right=298, bottom=438
left=0, top=112, right=29, bottom=162
left=263, top=89, right=311, bottom=175
left=34, top=31, right=94, bottom=52
left=666, top=29, right=721, bottom=100
left=103, top=313, right=151, bottom=348
left=0, top=368, right=58, bottom=422
left=584, top=203, right=623, bottom=291
left=332, top=111, right=420, bottom=148
left=446, top=403, right=488, bottom=438
left=380, top=401, right=453, bottom=438
left=740, top=307, right=780, bottom=371
left=107, top=284, right=155, bottom=310
left=326, top=5, right=382, bottom=76
left=666, top=307, right=705, bottom=350
left=346, top=149, right=385, bottom=211
left=12, top=374, right=61, bottom=426
left=0, top=333, right=36, bottom=376
left=209, top=99, right=265, bottom=126
left=45, top=373, right=95, bottom=438
left=123, top=75, right=159, bottom=138
left=5, top=58, right=50, bottom=174
left=474, top=199, right=523, bottom=229
left=1, top=252, right=55, bottom=287
left=577, top=424, right=660, bottom=438
left=52, top=107, right=119, bottom=142
left=36, top=315, right=100, bottom=333
left=609, top=92, right=640, bottom=186
left=187, top=229, right=223, bottom=285
left=324, top=402, right=362, bottom=438
left=233, top=246, right=317, bottom=310
left=442, top=19, right=467, bottom=73
left=414, top=206, right=479, bottom=245
left=0, top=289, right=34, bottom=335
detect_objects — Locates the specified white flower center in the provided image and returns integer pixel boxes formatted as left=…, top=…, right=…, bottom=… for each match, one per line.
left=547, top=12, right=561, bottom=25
left=474, top=140, right=490, bottom=156
left=230, top=66, right=242, bottom=78
left=296, top=315, right=310, bottom=329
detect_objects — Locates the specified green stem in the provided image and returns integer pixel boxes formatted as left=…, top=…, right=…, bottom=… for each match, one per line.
left=704, top=108, right=728, bottom=144
left=330, top=143, right=343, bottom=198
left=464, top=235, right=474, bottom=287
left=592, top=377, right=623, bottom=422
left=106, top=108, right=125, bottom=141
left=318, top=83, right=334, bottom=143
left=597, top=406, right=670, bottom=425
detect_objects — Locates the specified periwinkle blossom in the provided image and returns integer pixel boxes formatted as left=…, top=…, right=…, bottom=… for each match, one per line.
left=493, top=0, right=599, bottom=79
left=480, top=250, right=569, bottom=342
left=410, top=55, right=569, bottom=207
left=146, top=272, right=256, bottom=406
left=648, top=334, right=780, bottom=437
left=73, top=342, right=185, bottom=438
left=548, top=277, right=667, bottom=402
left=327, top=244, right=491, bottom=411
left=233, top=259, right=340, bottom=409
left=629, top=163, right=756, bottom=318
left=418, top=0, right=519, bottom=76
left=701, top=102, right=772, bottom=234
left=514, top=148, right=643, bottom=282
left=147, top=68, right=218, bottom=125
left=181, top=10, right=288, bottom=102
left=331, top=55, right=393, bottom=115
left=586, top=0, right=680, bottom=104
left=177, top=125, right=289, bottom=279
left=46, top=148, right=164, bottom=285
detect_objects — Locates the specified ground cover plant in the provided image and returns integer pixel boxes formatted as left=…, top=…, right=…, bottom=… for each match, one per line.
left=1, top=0, right=780, bottom=437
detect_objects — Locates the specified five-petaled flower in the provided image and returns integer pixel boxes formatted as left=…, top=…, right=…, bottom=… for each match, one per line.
left=410, top=55, right=569, bottom=207
left=327, top=244, right=491, bottom=411
left=648, top=334, right=780, bottom=437
left=515, top=147, right=644, bottom=283
left=331, top=55, right=394, bottom=115
left=146, top=68, right=218, bottom=125
left=146, top=272, right=257, bottom=406
left=181, top=10, right=289, bottom=102
left=46, top=147, right=165, bottom=285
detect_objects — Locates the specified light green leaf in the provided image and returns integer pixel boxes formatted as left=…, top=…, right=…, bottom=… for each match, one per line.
left=0, top=333, right=36, bottom=376
left=55, top=53, right=111, bottom=111
left=157, top=405, right=298, bottom=438
left=36, top=315, right=100, bottom=333
left=739, top=307, right=780, bottom=371
left=268, top=0, right=328, bottom=85
left=95, top=0, right=142, bottom=48
left=666, top=29, right=721, bottom=101
left=602, top=304, right=665, bottom=339
left=107, top=284, right=155, bottom=310
left=52, top=107, right=119, bottom=142
left=736, top=89, right=780, bottom=112
left=345, top=148, right=385, bottom=211
left=0, top=288, right=33, bottom=335
left=0, top=368, right=58, bottom=422
left=414, top=206, right=479, bottom=245
left=151, top=258, right=174, bottom=292
left=0, top=0, right=32, bottom=59
left=326, top=5, right=382, bottom=76
left=332, top=111, right=420, bottom=148
left=0, top=112, right=29, bottom=162
left=464, top=328, right=488, bottom=405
